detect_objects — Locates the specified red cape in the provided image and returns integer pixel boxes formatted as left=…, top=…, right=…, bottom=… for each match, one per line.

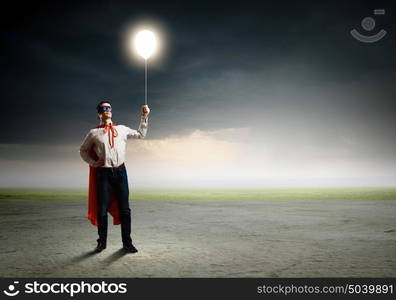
left=87, top=125, right=121, bottom=226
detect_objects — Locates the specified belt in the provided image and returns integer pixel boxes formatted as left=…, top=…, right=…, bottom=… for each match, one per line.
left=99, top=163, right=125, bottom=172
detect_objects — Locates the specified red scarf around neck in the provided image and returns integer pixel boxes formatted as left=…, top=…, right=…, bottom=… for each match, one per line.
left=96, top=122, right=118, bottom=148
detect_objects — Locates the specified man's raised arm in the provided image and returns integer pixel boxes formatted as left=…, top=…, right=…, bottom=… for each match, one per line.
left=125, top=115, right=148, bottom=139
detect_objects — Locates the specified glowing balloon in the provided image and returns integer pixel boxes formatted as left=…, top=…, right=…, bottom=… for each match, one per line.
left=134, top=30, right=157, bottom=60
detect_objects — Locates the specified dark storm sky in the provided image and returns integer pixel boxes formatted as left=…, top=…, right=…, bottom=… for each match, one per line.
left=1, top=0, right=395, bottom=187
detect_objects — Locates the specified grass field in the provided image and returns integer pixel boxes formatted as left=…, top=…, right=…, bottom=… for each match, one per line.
left=0, top=187, right=395, bottom=201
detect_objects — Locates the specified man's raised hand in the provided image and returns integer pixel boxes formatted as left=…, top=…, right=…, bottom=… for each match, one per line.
left=141, top=105, right=150, bottom=118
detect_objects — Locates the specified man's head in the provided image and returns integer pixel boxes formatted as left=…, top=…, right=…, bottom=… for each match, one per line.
left=96, top=100, right=112, bottom=121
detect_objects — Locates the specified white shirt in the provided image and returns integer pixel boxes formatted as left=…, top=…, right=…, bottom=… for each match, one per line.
left=79, top=116, right=148, bottom=168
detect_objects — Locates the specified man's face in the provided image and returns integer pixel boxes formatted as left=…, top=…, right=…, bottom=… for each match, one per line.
left=97, top=102, right=112, bottom=120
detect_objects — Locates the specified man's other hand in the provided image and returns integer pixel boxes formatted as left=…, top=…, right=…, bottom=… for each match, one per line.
left=92, top=159, right=105, bottom=168
left=141, top=105, right=150, bottom=117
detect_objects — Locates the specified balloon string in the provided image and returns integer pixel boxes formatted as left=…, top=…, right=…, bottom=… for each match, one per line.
left=145, top=59, right=148, bottom=106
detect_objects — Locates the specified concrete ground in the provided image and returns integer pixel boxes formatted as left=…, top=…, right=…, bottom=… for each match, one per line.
left=0, top=198, right=395, bottom=277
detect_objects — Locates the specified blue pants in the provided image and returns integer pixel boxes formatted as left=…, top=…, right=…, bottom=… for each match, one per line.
left=94, top=164, right=132, bottom=245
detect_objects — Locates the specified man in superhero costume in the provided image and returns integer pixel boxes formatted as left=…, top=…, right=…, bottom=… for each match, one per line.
left=79, top=100, right=150, bottom=253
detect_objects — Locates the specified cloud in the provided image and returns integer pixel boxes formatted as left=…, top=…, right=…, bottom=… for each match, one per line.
left=126, top=127, right=250, bottom=167
left=0, top=125, right=395, bottom=188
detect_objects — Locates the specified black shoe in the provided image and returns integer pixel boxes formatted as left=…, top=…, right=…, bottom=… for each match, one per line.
left=123, top=243, right=138, bottom=253
left=95, top=241, right=106, bottom=252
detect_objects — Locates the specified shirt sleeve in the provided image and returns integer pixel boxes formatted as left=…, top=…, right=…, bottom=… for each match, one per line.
left=125, top=116, right=149, bottom=139
left=79, top=131, right=96, bottom=165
